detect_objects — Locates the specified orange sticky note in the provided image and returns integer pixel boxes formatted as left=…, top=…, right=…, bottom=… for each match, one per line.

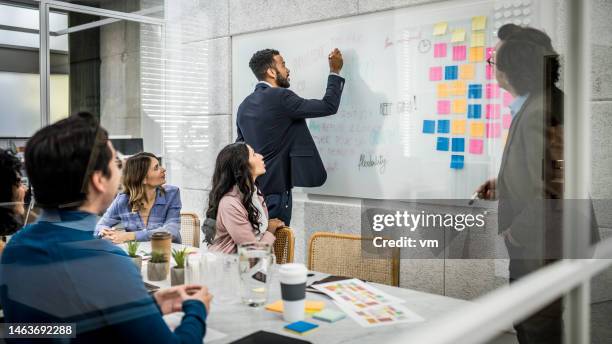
left=470, top=122, right=485, bottom=137
left=471, top=32, right=486, bottom=47
left=437, top=83, right=450, bottom=98
left=452, top=99, right=467, bottom=114
left=469, top=47, right=485, bottom=62
left=265, top=300, right=326, bottom=314
left=472, top=16, right=487, bottom=31
left=459, top=64, right=476, bottom=80
left=450, top=81, right=467, bottom=96
left=451, top=120, right=467, bottom=134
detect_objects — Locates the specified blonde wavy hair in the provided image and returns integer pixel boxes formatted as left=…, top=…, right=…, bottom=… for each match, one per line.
left=122, top=152, right=164, bottom=212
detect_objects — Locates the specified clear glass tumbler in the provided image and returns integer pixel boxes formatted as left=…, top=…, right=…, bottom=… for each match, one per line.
left=237, top=242, right=275, bottom=307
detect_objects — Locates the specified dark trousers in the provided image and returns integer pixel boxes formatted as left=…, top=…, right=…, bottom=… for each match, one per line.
left=264, top=190, right=292, bottom=226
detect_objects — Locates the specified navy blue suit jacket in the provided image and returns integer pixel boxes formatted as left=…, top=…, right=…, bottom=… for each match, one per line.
left=236, top=74, right=345, bottom=195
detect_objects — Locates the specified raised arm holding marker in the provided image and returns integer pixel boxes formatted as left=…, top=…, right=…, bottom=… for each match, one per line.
left=468, top=191, right=479, bottom=205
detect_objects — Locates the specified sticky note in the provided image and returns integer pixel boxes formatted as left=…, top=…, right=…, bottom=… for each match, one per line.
left=451, top=29, right=466, bottom=43
left=469, top=139, right=484, bottom=154
left=468, top=84, right=483, bottom=99
left=486, top=47, right=495, bottom=60
left=452, top=99, right=467, bottom=114
left=472, top=16, right=487, bottom=31
left=502, top=114, right=513, bottom=129
left=471, top=32, right=486, bottom=47
left=486, top=83, right=500, bottom=99
left=265, top=300, right=326, bottom=314
left=437, top=137, right=450, bottom=151
left=486, top=123, right=501, bottom=138
left=486, top=104, right=501, bottom=119
left=459, top=64, right=476, bottom=80
left=423, top=120, right=436, bottom=133
left=450, top=155, right=465, bottom=169
left=434, top=43, right=447, bottom=58
left=450, top=80, right=466, bottom=96
left=312, top=309, right=346, bottom=323
left=285, top=321, right=319, bottom=335
left=429, top=66, right=443, bottom=81
left=503, top=92, right=514, bottom=107
left=434, top=22, right=448, bottom=36
left=452, top=138, right=465, bottom=152
left=469, top=47, right=485, bottom=62
left=486, top=64, right=495, bottom=80
left=453, top=46, right=467, bottom=61
left=470, top=122, right=485, bottom=137
left=451, top=119, right=467, bottom=134
left=438, top=100, right=451, bottom=114
left=437, top=120, right=450, bottom=133
left=468, top=104, right=482, bottom=119
left=445, top=66, right=458, bottom=80
left=437, top=83, right=450, bottom=98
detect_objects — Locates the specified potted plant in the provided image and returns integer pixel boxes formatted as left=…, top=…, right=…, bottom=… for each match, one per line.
left=147, top=250, right=168, bottom=281
left=126, top=241, right=142, bottom=272
left=171, top=248, right=188, bottom=286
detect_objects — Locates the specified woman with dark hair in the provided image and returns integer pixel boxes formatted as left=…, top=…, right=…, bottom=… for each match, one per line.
left=205, top=142, right=284, bottom=254
left=96, top=152, right=182, bottom=243
left=0, top=149, right=26, bottom=253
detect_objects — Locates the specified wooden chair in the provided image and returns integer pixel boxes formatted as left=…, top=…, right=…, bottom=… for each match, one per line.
left=308, top=232, right=400, bottom=286
left=273, top=227, right=295, bottom=264
left=180, top=212, right=201, bottom=247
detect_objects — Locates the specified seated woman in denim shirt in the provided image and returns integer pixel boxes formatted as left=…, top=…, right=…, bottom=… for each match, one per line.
left=96, top=152, right=182, bottom=243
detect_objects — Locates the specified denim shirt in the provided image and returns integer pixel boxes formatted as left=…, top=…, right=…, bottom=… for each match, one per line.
left=95, top=185, right=182, bottom=243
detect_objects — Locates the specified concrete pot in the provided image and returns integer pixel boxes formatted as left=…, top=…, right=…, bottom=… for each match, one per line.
left=171, top=268, right=185, bottom=286
left=148, top=262, right=168, bottom=281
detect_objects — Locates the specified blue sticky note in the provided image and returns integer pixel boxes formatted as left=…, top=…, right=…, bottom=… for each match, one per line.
left=468, top=104, right=482, bottom=119
left=437, top=137, right=449, bottom=151
left=437, top=120, right=450, bottom=134
left=422, top=120, right=436, bottom=134
left=445, top=66, right=458, bottom=80
left=450, top=155, right=464, bottom=169
left=452, top=138, right=465, bottom=152
left=468, top=84, right=482, bottom=99
left=284, top=321, right=319, bottom=334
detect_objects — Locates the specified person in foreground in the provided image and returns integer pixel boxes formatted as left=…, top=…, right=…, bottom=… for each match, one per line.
left=96, top=152, right=182, bottom=243
left=0, top=112, right=212, bottom=343
left=0, top=149, right=27, bottom=255
left=204, top=142, right=285, bottom=253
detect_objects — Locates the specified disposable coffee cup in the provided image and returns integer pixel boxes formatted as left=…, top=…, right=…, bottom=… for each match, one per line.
left=279, top=263, right=308, bottom=322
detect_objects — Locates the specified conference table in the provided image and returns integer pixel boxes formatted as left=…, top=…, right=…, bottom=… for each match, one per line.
left=132, top=243, right=516, bottom=344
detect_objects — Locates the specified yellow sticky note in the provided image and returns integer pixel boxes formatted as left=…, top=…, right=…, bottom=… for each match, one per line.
left=451, top=29, right=466, bottom=43
left=437, top=83, right=450, bottom=98
left=452, top=99, right=467, bottom=114
left=471, top=32, right=486, bottom=47
left=471, top=122, right=485, bottom=137
left=434, top=22, right=448, bottom=36
left=459, top=64, right=476, bottom=80
left=469, top=47, right=485, bottom=62
left=451, top=120, right=467, bottom=135
left=450, top=80, right=467, bottom=96
left=472, top=16, right=487, bottom=31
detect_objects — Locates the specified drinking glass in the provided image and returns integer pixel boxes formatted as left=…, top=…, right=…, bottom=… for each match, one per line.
left=237, top=242, right=275, bottom=307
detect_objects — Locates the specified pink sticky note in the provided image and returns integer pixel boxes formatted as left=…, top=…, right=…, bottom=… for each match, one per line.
left=486, top=65, right=494, bottom=80
left=503, top=92, right=514, bottom=107
left=438, top=100, right=451, bottom=114
left=453, top=46, right=467, bottom=61
left=486, top=83, right=500, bottom=99
left=486, top=123, right=501, bottom=138
left=486, top=47, right=495, bottom=60
left=429, top=67, right=443, bottom=81
left=469, top=139, right=484, bottom=154
left=502, top=114, right=513, bottom=129
left=486, top=104, right=501, bottom=119
left=434, top=43, right=447, bottom=58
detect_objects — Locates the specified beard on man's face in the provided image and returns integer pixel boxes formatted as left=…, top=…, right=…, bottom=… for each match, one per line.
left=275, top=70, right=290, bottom=88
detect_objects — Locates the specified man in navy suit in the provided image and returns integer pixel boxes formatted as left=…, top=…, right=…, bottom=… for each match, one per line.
left=236, top=48, right=345, bottom=225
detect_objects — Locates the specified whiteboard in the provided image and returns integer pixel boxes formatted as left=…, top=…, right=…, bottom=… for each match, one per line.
left=232, top=0, right=556, bottom=199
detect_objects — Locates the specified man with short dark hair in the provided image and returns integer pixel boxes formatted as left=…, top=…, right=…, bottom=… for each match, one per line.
left=0, top=112, right=212, bottom=343
left=236, top=48, right=345, bottom=225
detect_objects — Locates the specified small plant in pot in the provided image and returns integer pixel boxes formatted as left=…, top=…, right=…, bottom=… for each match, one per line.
left=147, top=250, right=168, bottom=281
left=126, top=241, right=142, bottom=272
left=171, top=248, right=188, bottom=286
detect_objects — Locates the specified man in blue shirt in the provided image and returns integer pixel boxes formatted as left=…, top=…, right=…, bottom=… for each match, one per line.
left=0, top=112, right=212, bottom=343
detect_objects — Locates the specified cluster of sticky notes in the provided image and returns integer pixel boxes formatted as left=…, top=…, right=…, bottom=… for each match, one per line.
left=265, top=300, right=326, bottom=314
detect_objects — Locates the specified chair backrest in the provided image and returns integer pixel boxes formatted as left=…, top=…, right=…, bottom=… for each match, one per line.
left=180, top=212, right=201, bottom=247
left=273, top=227, right=295, bottom=264
left=308, top=232, right=400, bottom=287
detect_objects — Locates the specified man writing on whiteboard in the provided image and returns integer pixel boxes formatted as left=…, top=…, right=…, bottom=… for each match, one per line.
left=236, top=48, right=345, bottom=225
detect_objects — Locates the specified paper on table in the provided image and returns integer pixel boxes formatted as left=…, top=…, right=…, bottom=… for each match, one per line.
left=164, top=313, right=227, bottom=342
